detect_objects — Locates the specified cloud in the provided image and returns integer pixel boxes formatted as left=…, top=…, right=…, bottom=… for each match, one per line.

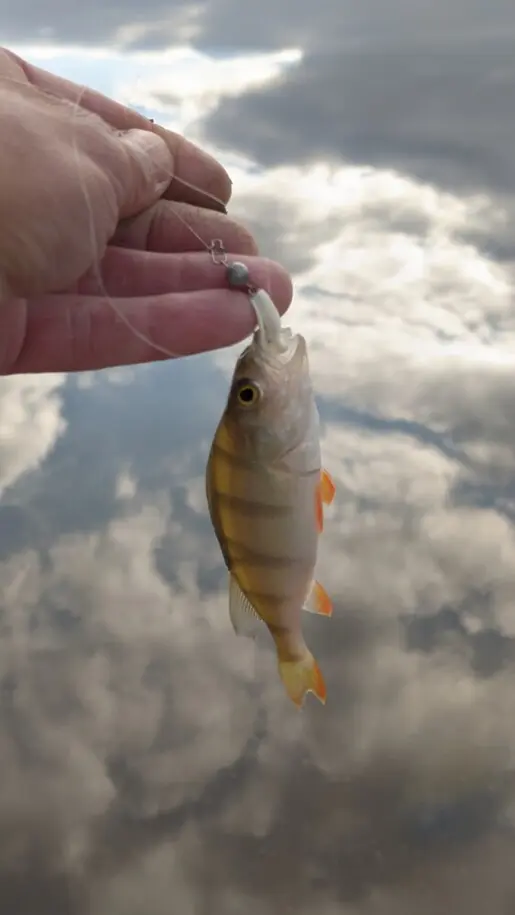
left=201, top=42, right=515, bottom=202
left=4, top=347, right=515, bottom=913
left=0, top=495, right=260, bottom=897
left=0, top=2, right=193, bottom=48
left=0, top=374, right=65, bottom=496
left=5, top=0, right=515, bottom=50
left=113, top=47, right=301, bottom=132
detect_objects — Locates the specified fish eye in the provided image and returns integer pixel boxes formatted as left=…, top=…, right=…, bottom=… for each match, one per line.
left=236, top=379, right=261, bottom=407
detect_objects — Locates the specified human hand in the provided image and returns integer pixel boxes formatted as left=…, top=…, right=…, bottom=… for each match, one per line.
left=0, top=48, right=292, bottom=375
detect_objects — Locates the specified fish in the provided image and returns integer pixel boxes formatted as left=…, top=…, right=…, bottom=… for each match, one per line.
left=206, top=288, right=335, bottom=707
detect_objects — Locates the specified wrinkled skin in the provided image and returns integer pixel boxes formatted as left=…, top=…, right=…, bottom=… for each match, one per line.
left=0, top=47, right=292, bottom=375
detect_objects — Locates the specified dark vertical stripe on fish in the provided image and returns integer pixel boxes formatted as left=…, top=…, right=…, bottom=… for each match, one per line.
left=214, top=491, right=293, bottom=519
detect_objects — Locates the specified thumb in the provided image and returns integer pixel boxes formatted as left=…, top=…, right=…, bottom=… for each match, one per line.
left=111, top=128, right=175, bottom=218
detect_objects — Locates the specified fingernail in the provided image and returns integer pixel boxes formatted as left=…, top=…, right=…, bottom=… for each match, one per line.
left=122, top=128, right=174, bottom=193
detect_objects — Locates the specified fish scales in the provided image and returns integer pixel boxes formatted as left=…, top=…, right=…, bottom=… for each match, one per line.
left=208, top=423, right=320, bottom=617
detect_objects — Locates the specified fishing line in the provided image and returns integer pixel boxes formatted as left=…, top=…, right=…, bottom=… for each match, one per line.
left=71, top=89, right=185, bottom=360
left=69, top=91, right=274, bottom=363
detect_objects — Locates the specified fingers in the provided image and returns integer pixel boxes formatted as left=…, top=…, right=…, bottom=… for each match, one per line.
left=3, top=48, right=231, bottom=212
left=107, top=129, right=174, bottom=218
left=7, top=277, right=293, bottom=375
left=111, top=200, right=259, bottom=255
left=75, top=249, right=287, bottom=297
left=0, top=48, right=27, bottom=83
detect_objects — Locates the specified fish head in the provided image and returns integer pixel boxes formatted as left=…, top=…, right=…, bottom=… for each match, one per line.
left=222, top=325, right=320, bottom=466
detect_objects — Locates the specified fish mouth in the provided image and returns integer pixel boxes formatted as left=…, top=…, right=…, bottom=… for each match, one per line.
left=276, top=327, right=305, bottom=362
left=251, top=325, right=305, bottom=368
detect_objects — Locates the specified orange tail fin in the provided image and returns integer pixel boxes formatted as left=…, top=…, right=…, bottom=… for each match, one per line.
left=278, top=651, right=327, bottom=708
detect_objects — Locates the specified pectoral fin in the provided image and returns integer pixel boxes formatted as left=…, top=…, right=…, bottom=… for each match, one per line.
left=315, top=469, right=336, bottom=533
left=303, top=580, right=333, bottom=617
left=228, top=573, right=262, bottom=638
left=320, top=469, right=336, bottom=505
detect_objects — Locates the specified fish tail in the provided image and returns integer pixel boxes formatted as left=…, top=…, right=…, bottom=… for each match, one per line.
left=278, top=648, right=327, bottom=708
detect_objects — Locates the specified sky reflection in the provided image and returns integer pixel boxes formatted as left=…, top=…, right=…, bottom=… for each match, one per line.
left=1, top=12, right=515, bottom=912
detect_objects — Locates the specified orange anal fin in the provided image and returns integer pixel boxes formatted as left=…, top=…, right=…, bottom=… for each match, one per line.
left=303, top=580, right=333, bottom=617
left=278, top=652, right=327, bottom=708
left=320, top=469, right=336, bottom=505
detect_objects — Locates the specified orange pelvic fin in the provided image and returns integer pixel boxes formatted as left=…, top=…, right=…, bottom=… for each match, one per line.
left=303, top=580, right=333, bottom=617
left=278, top=650, right=327, bottom=708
